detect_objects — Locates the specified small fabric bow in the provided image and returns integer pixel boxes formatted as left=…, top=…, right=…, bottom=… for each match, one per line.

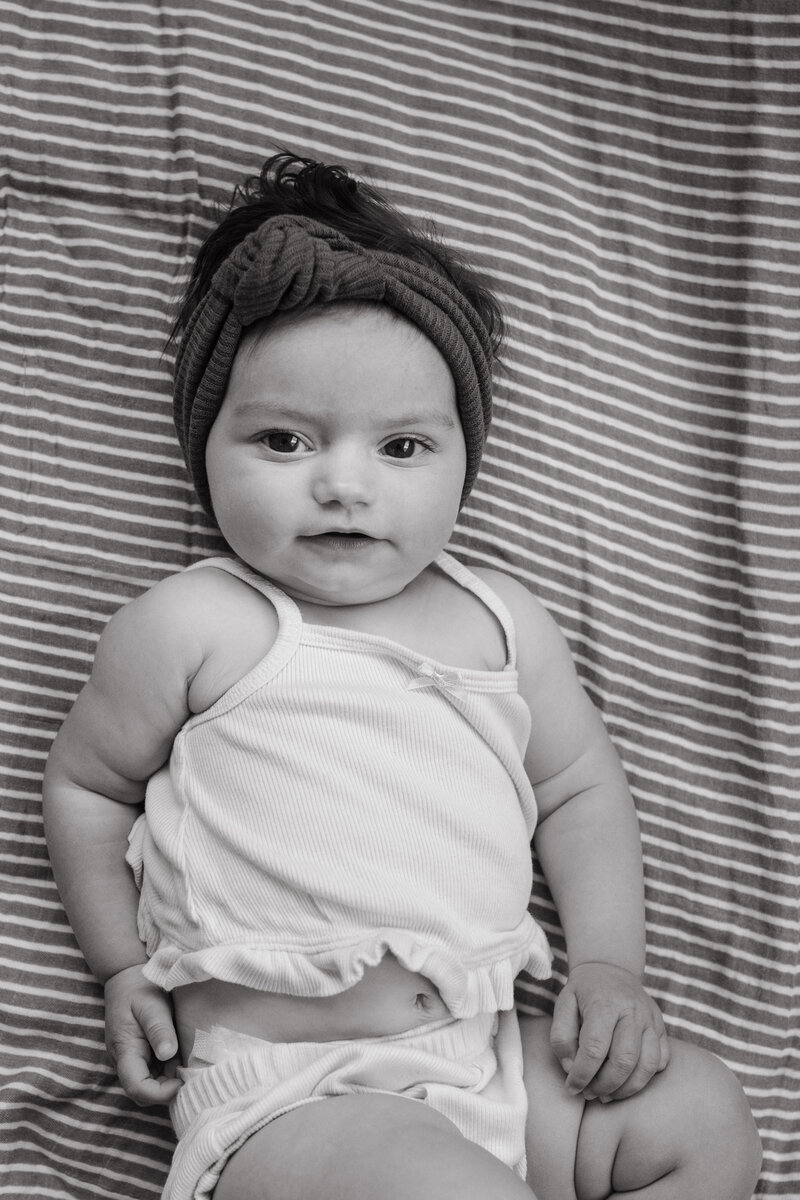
left=407, top=661, right=464, bottom=695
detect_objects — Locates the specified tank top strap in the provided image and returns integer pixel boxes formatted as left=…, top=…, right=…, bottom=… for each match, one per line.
left=186, top=553, right=519, bottom=670
left=435, top=551, right=518, bottom=670
left=184, top=555, right=298, bottom=628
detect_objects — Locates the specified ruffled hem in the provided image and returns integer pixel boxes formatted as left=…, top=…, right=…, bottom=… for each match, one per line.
left=140, top=924, right=553, bottom=1020
left=128, top=813, right=553, bottom=1017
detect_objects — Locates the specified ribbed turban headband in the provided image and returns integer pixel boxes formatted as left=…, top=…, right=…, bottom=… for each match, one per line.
left=173, top=215, right=494, bottom=519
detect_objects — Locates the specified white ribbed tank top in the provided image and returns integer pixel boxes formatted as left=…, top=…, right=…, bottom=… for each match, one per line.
left=127, top=552, right=552, bottom=1018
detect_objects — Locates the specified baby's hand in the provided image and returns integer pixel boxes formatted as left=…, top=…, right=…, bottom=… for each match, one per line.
left=104, top=963, right=182, bottom=1105
left=551, top=962, right=669, bottom=1103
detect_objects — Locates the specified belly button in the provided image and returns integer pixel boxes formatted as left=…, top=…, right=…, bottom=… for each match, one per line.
left=414, top=991, right=444, bottom=1015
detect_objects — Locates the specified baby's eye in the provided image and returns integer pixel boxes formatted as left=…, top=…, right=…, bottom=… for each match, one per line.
left=262, top=430, right=311, bottom=454
left=381, top=436, right=432, bottom=460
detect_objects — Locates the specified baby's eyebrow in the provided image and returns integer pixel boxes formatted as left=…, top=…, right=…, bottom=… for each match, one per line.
left=228, top=400, right=300, bottom=422
left=387, top=410, right=456, bottom=429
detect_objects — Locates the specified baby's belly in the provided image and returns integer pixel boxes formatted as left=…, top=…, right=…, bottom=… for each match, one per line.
left=172, top=953, right=450, bottom=1062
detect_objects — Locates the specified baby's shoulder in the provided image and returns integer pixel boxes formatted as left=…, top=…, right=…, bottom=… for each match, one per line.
left=469, top=566, right=560, bottom=641
left=468, top=564, right=572, bottom=680
left=109, top=562, right=280, bottom=715
left=112, top=561, right=269, bottom=634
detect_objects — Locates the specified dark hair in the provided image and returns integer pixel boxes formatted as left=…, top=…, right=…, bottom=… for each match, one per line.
left=169, top=151, right=504, bottom=356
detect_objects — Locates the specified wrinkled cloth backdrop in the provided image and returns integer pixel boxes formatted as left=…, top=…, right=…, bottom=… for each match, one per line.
left=2, top=4, right=798, bottom=1197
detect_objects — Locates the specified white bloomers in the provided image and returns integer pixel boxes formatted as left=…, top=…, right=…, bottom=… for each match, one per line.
left=162, top=1009, right=528, bottom=1199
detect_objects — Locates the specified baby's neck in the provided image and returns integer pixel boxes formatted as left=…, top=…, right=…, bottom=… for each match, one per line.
left=293, top=564, right=436, bottom=636
left=289, top=560, right=506, bottom=674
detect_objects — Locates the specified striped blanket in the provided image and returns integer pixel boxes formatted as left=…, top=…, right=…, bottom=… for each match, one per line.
left=2, top=5, right=797, bottom=1197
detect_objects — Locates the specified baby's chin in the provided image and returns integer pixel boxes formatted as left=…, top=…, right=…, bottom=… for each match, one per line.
left=280, top=579, right=411, bottom=610
left=273, top=564, right=426, bottom=611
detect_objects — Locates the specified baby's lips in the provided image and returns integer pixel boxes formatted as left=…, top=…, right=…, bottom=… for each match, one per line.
left=310, top=528, right=373, bottom=537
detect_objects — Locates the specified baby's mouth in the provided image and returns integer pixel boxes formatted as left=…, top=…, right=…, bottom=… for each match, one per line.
left=304, top=531, right=377, bottom=548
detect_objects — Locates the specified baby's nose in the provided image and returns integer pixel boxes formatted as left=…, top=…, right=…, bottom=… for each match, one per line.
left=311, top=448, right=374, bottom=507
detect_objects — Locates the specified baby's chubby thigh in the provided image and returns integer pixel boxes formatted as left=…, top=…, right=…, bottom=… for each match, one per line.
left=213, top=1091, right=534, bottom=1200
left=519, top=1013, right=762, bottom=1200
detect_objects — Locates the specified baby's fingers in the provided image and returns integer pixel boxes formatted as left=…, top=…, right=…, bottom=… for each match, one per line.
left=115, top=1043, right=182, bottom=1106
left=549, top=987, right=580, bottom=1078
left=562, top=1009, right=617, bottom=1096
left=130, top=989, right=179, bottom=1064
left=580, top=1013, right=644, bottom=1099
left=105, top=974, right=182, bottom=1105
left=601, top=1027, right=671, bottom=1103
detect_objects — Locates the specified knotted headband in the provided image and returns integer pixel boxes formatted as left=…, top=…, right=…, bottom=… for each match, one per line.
left=173, top=215, right=495, bottom=518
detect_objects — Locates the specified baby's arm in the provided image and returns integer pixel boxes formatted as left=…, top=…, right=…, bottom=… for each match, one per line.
left=43, top=574, right=207, bottom=1104
left=482, top=570, right=668, bottom=1103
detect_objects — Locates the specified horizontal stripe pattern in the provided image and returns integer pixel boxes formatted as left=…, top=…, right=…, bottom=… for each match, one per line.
left=1, top=2, right=798, bottom=1195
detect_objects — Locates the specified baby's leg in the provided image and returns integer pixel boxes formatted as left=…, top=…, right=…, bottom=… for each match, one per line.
left=214, top=1092, right=535, bottom=1200
left=520, top=1014, right=762, bottom=1200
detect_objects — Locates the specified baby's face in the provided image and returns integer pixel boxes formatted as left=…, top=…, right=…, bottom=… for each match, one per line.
left=205, top=306, right=466, bottom=607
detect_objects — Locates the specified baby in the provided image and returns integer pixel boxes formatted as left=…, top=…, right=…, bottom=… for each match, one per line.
left=43, top=153, right=760, bottom=1200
